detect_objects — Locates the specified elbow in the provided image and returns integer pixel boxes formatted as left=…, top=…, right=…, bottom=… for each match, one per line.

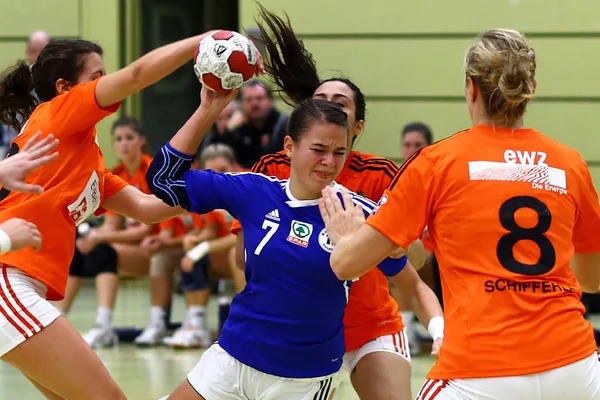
left=124, top=62, right=143, bottom=88
left=145, top=145, right=192, bottom=209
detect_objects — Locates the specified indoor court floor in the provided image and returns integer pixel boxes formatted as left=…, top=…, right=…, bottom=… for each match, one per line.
left=0, top=281, right=442, bottom=399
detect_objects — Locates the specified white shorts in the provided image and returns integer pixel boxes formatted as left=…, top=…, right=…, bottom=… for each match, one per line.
left=342, top=328, right=411, bottom=372
left=187, top=343, right=339, bottom=400
left=416, top=353, right=600, bottom=400
left=0, top=267, right=60, bottom=357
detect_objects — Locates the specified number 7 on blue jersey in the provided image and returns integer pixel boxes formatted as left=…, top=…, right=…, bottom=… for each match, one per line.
left=254, top=220, right=279, bottom=255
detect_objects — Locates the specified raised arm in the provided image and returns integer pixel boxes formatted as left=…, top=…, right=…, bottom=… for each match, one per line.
left=94, top=32, right=262, bottom=109
left=146, top=87, right=238, bottom=210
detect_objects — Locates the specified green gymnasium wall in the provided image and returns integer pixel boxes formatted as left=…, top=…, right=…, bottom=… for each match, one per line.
left=240, top=0, right=600, bottom=186
left=0, top=0, right=120, bottom=167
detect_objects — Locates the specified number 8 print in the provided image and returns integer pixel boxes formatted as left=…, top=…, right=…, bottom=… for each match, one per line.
left=496, top=196, right=556, bottom=276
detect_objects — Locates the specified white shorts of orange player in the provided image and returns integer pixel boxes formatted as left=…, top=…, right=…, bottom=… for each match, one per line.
left=0, top=266, right=61, bottom=356
left=417, top=352, right=600, bottom=400
left=187, top=343, right=339, bottom=400
left=342, top=327, right=411, bottom=372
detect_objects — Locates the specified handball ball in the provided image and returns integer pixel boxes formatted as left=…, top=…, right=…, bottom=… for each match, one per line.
left=194, top=30, right=258, bottom=92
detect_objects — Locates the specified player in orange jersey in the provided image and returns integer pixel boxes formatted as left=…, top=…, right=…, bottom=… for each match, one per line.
left=0, top=35, right=261, bottom=399
left=227, top=8, right=444, bottom=400
left=322, top=29, right=600, bottom=400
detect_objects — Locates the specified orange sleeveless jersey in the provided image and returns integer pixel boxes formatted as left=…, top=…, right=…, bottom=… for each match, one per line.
left=368, top=125, right=600, bottom=378
left=231, top=150, right=403, bottom=351
left=0, top=79, right=125, bottom=301
left=159, top=211, right=228, bottom=238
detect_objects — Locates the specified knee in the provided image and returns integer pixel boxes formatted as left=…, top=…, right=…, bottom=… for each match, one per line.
left=86, top=244, right=118, bottom=275
left=180, top=257, right=210, bottom=292
left=149, top=250, right=178, bottom=277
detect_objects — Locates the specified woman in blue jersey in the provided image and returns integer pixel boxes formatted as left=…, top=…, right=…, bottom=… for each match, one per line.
left=147, top=86, right=408, bottom=400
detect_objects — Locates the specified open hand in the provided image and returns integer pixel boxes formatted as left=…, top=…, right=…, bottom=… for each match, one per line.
left=318, top=187, right=365, bottom=245
left=0, top=132, right=59, bottom=194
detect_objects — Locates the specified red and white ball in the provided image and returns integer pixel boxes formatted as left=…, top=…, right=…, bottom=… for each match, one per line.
left=194, top=30, right=258, bottom=92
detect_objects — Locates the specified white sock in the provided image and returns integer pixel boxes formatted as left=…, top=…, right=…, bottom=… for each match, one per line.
left=400, top=311, right=415, bottom=326
left=150, top=306, right=166, bottom=328
left=96, top=307, right=113, bottom=328
left=187, top=306, right=206, bottom=330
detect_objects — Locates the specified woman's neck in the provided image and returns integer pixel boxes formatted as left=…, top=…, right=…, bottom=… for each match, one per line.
left=123, top=153, right=142, bottom=177
left=472, top=113, right=525, bottom=129
left=288, top=174, right=322, bottom=201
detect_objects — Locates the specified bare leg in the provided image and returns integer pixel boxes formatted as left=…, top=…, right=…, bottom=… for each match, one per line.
left=350, top=352, right=412, bottom=400
left=2, top=317, right=126, bottom=400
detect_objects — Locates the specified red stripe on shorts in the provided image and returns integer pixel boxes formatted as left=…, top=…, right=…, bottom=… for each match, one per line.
left=417, top=379, right=449, bottom=400
left=0, top=267, right=31, bottom=339
left=392, top=331, right=400, bottom=353
left=3, top=268, right=43, bottom=331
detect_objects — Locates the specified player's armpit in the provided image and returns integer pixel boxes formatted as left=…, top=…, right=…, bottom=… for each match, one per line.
left=102, top=186, right=186, bottom=225
left=330, top=224, right=398, bottom=280
left=571, top=252, right=600, bottom=293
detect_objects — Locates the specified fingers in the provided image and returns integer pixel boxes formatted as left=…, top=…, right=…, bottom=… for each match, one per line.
left=20, top=132, right=42, bottom=152
left=339, top=188, right=355, bottom=212
left=28, top=221, right=41, bottom=248
left=320, top=187, right=338, bottom=219
left=252, top=43, right=265, bottom=75
left=26, top=152, right=59, bottom=171
left=31, top=228, right=42, bottom=252
left=354, top=203, right=365, bottom=219
left=225, top=89, right=239, bottom=102
left=26, top=137, right=59, bottom=160
left=431, top=338, right=443, bottom=358
left=7, top=182, right=44, bottom=194
left=318, top=198, right=330, bottom=224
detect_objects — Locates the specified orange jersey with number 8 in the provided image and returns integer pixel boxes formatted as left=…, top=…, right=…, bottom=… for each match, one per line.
left=368, top=125, right=600, bottom=379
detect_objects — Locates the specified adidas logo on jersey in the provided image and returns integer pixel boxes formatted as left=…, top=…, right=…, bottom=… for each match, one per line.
left=265, top=209, right=280, bottom=222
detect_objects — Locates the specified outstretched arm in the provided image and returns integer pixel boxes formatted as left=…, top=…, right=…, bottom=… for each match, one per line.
left=102, top=186, right=186, bottom=225
left=94, top=32, right=262, bottom=109
left=146, top=87, right=238, bottom=210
